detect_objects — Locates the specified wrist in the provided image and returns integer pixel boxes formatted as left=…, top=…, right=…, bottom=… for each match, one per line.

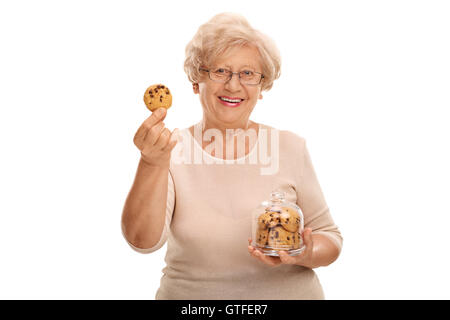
left=139, top=156, right=170, bottom=170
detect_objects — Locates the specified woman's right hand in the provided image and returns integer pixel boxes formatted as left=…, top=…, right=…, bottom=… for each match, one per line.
left=133, top=107, right=178, bottom=167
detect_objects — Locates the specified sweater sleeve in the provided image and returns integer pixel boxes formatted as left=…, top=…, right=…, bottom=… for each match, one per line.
left=297, top=138, right=343, bottom=250
left=122, top=169, right=175, bottom=254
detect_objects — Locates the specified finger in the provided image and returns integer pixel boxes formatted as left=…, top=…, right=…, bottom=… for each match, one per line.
left=134, top=108, right=166, bottom=146
left=163, top=138, right=178, bottom=153
left=169, top=128, right=179, bottom=142
left=251, top=248, right=264, bottom=260
left=246, top=238, right=281, bottom=266
left=138, top=108, right=167, bottom=139
left=247, top=238, right=255, bottom=254
left=133, top=128, right=146, bottom=149
left=146, top=122, right=165, bottom=145
left=155, top=127, right=171, bottom=149
left=278, top=251, right=296, bottom=264
left=261, top=254, right=282, bottom=267
left=162, top=128, right=182, bottom=153
left=134, top=121, right=154, bottom=149
left=252, top=249, right=281, bottom=266
left=146, top=108, right=167, bottom=126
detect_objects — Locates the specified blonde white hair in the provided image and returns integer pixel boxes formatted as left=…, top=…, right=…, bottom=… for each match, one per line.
left=184, top=12, right=281, bottom=91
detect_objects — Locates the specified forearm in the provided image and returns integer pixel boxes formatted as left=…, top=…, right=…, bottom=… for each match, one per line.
left=121, top=158, right=169, bottom=249
left=304, top=233, right=341, bottom=269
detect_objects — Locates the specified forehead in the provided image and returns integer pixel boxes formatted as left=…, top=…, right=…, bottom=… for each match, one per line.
left=211, top=45, right=262, bottom=70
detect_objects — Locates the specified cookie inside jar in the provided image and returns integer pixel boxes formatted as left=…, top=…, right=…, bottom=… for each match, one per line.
left=252, top=191, right=305, bottom=256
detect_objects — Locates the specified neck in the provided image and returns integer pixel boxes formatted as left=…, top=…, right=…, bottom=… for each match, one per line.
left=200, top=117, right=253, bottom=136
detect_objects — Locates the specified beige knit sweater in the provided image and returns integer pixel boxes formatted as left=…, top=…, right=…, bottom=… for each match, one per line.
left=123, top=122, right=343, bottom=299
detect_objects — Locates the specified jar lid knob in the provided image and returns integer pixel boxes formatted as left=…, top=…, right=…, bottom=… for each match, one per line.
left=270, top=190, right=285, bottom=202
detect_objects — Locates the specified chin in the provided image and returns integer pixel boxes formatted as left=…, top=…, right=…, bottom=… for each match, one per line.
left=215, top=111, right=242, bottom=123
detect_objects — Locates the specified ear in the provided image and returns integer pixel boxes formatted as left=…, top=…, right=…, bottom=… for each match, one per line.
left=259, top=92, right=263, bottom=99
left=193, top=83, right=199, bottom=94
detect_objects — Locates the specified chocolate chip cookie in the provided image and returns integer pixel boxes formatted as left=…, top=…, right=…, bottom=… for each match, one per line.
left=267, top=226, right=294, bottom=249
left=259, top=210, right=282, bottom=230
left=279, top=207, right=301, bottom=232
left=143, top=84, right=172, bottom=111
left=256, top=228, right=269, bottom=247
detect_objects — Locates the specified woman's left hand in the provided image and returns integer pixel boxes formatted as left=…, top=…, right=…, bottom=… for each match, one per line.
left=247, top=228, right=315, bottom=268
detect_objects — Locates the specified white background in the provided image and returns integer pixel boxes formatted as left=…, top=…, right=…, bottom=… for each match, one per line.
left=1, top=0, right=449, bottom=299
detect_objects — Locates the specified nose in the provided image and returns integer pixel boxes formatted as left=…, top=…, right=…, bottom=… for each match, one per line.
left=224, top=72, right=242, bottom=92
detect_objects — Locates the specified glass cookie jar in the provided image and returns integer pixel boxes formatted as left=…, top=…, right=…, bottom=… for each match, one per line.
left=252, top=191, right=305, bottom=256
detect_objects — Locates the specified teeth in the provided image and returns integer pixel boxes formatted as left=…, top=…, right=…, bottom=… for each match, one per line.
left=220, top=97, right=242, bottom=103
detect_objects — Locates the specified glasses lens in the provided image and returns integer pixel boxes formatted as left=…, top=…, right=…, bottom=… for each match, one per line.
left=210, top=69, right=230, bottom=82
left=208, top=68, right=262, bottom=85
left=240, top=71, right=261, bottom=85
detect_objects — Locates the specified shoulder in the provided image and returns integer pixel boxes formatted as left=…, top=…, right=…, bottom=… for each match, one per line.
left=259, top=123, right=306, bottom=152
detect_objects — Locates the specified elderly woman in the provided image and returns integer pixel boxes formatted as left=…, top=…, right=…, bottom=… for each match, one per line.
left=121, top=13, right=343, bottom=300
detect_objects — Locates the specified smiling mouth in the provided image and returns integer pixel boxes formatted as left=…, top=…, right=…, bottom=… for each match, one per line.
left=219, top=96, right=244, bottom=103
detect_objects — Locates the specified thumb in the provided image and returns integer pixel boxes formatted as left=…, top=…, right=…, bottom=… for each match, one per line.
left=303, top=228, right=313, bottom=247
left=152, top=107, right=167, bottom=122
left=158, top=107, right=167, bottom=121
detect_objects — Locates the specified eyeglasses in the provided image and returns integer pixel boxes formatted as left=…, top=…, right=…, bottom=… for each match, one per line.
left=199, top=67, right=264, bottom=85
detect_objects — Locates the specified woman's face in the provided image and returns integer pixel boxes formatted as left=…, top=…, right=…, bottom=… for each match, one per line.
left=196, top=45, right=263, bottom=129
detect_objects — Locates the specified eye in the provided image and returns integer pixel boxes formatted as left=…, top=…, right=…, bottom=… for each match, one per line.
left=241, top=70, right=254, bottom=76
left=214, top=68, right=227, bottom=74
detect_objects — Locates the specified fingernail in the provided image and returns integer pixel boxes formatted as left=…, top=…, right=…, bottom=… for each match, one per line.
left=156, top=108, right=165, bottom=116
